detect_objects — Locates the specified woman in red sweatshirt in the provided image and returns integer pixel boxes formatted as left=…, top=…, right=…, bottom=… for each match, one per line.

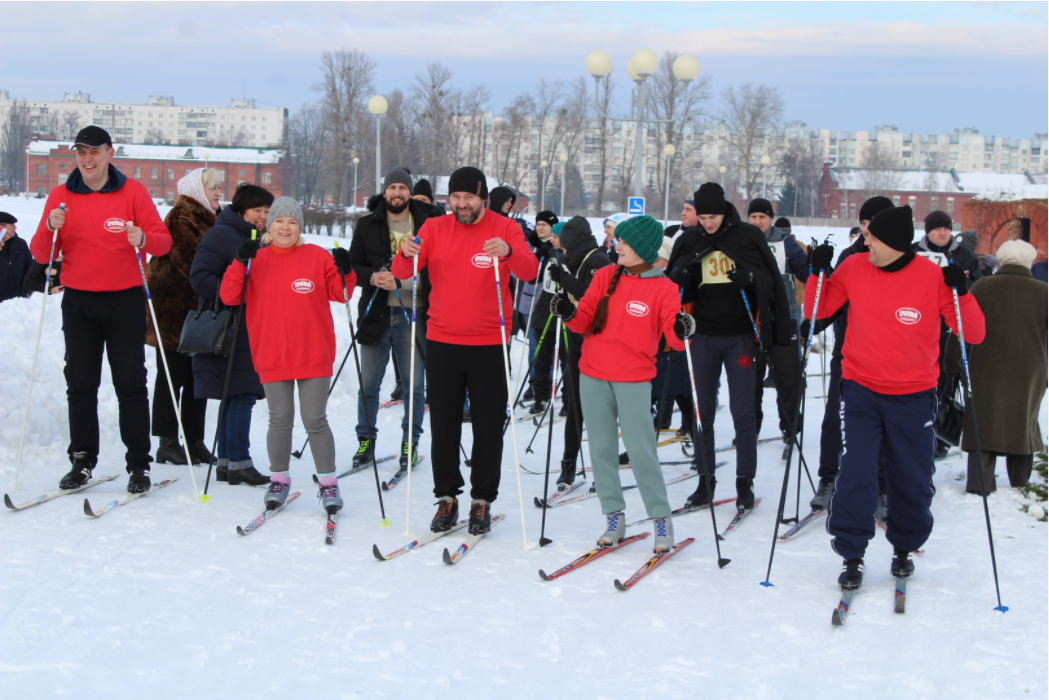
left=552, top=215, right=694, bottom=553
left=220, top=197, right=354, bottom=515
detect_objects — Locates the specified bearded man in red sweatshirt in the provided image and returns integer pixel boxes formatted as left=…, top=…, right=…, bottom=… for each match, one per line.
left=393, top=167, right=538, bottom=535
left=806, top=206, right=985, bottom=591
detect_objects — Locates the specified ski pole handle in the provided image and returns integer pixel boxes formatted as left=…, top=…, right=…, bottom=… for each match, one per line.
left=247, top=229, right=257, bottom=275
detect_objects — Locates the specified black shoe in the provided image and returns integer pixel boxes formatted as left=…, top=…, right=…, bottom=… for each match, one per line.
left=523, top=385, right=535, bottom=401
left=352, top=437, right=375, bottom=470
left=468, top=500, right=492, bottom=535
left=390, top=381, right=404, bottom=402
left=215, top=459, right=228, bottom=482
left=556, top=459, right=576, bottom=487
left=559, top=403, right=568, bottom=418
left=891, top=549, right=915, bottom=579
left=59, top=452, right=95, bottom=490
left=675, top=425, right=692, bottom=438
left=431, top=496, right=459, bottom=532
left=400, top=440, right=419, bottom=469
left=462, top=410, right=472, bottom=423
left=127, top=469, right=151, bottom=494
left=190, top=439, right=214, bottom=465
left=736, top=477, right=755, bottom=510
left=686, top=476, right=716, bottom=508
left=838, top=558, right=864, bottom=590
left=155, top=437, right=188, bottom=465
left=618, top=451, right=630, bottom=466
left=228, top=464, right=271, bottom=486
left=529, top=399, right=549, bottom=416
left=934, top=442, right=949, bottom=460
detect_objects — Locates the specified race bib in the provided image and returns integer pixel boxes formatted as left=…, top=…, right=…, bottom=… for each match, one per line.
left=917, top=251, right=948, bottom=267
left=701, top=250, right=736, bottom=285
left=768, top=240, right=788, bottom=275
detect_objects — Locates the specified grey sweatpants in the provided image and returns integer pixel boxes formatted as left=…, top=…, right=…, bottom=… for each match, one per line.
left=263, top=377, right=335, bottom=474
left=580, top=373, right=671, bottom=519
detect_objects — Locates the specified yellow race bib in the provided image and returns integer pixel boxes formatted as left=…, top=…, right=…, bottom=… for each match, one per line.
left=701, top=250, right=736, bottom=285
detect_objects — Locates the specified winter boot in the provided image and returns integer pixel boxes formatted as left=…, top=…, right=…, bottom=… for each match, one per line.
left=468, top=499, right=492, bottom=535
left=685, top=476, right=716, bottom=508
left=264, top=472, right=291, bottom=510
left=215, top=457, right=229, bottom=482
left=597, top=510, right=625, bottom=547
left=523, top=384, right=535, bottom=402
left=652, top=516, right=675, bottom=553
left=619, top=451, right=630, bottom=466
left=190, top=439, right=214, bottom=465
left=810, top=478, right=835, bottom=511
left=556, top=459, right=576, bottom=489
left=390, top=380, right=404, bottom=402
left=155, top=437, right=188, bottom=465
left=874, top=492, right=888, bottom=523
left=736, top=477, right=755, bottom=511
left=352, top=437, right=375, bottom=470
left=228, top=459, right=271, bottom=486
left=400, top=440, right=419, bottom=469
left=529, top=399, right=549, bottom=416
left=431, top=496, right=459, bottom=532
left=559, top=403, right=568, bottom=418
left=59, top=452, right=95, bottom=490
left=838, top=558, right=864, bottom=590
left=317, top=474, right=342, bottom=514
left=127, top=468, right=151, bottom=494
left=934, top=441, right=950, bottom=460
left=891, top=549, right=915, bottom=579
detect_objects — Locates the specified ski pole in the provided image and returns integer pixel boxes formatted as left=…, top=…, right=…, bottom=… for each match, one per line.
left=404, top=238, right=421, bottom=535
left=739, top=289, right=764, bottom=354
left=951, top=286, right=1007, bottom=613
left=292, top=342, right=353, bottom=459
left=508, top=310, right=556, bottom=416
left=132, top=221, right=202, bottom=501
left=362, top=285, right=381, bottom=320
left=13, top=203, right=64, bottom=489
left=524, top=374, right=564, bottom=454
left=512, top=255, right=545, bottom=402
left=333, top=241, right=389, bottom=526
left=538, top=314, right=563, bottom=547
left=654, top=348, right=673, bottom=440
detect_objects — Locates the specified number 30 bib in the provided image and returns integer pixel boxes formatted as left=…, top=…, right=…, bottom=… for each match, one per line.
left=701, top=250, right=736, bottom=285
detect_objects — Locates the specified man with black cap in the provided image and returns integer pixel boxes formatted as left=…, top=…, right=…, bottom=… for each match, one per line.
left=349, top=167, right=436, bottom=473
left=30, top=126, right=172, bottom=494
left=0, top=212, right=33, bottom=302
left=806, top=206, right=985, bottom=591
left=393, top=166, right=538, bottom=535
left=411, top=178, right=445, bottom=216
left=774, top=217, right=792, bottom=236
left=667, top=182, right=792, bottom=511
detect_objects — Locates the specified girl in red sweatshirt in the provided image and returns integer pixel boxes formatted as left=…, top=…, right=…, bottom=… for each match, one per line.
left=220, top=197, right=353, bottom=515
left=553, top=215, right=694, bottom=553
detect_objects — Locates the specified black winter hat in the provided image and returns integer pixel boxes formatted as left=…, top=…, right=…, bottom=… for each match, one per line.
left=955, top=229, right=979, bottom=253
left=73, top=125, right=112, bottom=148
left=924, top=210, right=953, bottom=233
left=535, top=210, right=559, bottom=227
left=748, top=198, right=774, bottom=217
left=693, top=182, right=727, bottom=216
left=859, top=196, right=893, bottom=223
left=413, top=178, right=434, bottom=202
left=0, top=211, right=17, bottom=224
left=488, top=186, right=516, bottom=214
left=448, top=166, right=488, bottom=199
left=774, top=216, right=791, bottom=231
left=868, top=205, right=915, bottom=253
left=557, top=216, right=592, bottom=255
left=383, top=167, right=413, bottom=195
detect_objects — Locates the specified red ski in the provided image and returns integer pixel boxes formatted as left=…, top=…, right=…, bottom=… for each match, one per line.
left=538, top=533, right=650, bottom=581
left=614, top=537, right=694, bottom=591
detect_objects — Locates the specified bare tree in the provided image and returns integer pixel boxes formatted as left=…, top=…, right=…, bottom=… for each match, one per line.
left=378, top=89, right=421, bottom=175
left=530, top=78, right=565, bottom=204
left=60, top=111, right=82, bottom=140
left=590, top=75, right=617, bottom=213
left=493, top=93, right=534, bottom=190
left=144, top=128, right=165, bottom=144
left=856, top=142, right=904, bottom=200
left=1, top=100, right=32, bottom=190
left=718, top=83, right=785, bottom=200
left=460, top=85, right=491, bottom=168
left=923, top=148, right=950, bottom=192
left=313, top=49, right=376, bottom=204
left=778, top=134, right=823, bottom=216
left=411, top=63, right=455, bottom=177
left=288, top=103, right=327, bottom=205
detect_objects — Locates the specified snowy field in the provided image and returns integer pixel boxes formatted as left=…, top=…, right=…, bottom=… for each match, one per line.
left=1, top=194, right=1046, bottom=699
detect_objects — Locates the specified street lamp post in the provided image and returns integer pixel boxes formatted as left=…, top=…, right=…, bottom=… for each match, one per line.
left=662, top=144, right=676, bottom=223
left=558, top=153, right=568, bottom=216
left=586, top=49, right=700, bottom=207
left=719, top=165, right=727, bottom=188
left=368, top=95, right=389, bottom=193
left=760, top=154, right=771, bottom=199
left=539, top=159, right=548, bottom=212
left=352, top=157, right=360, bottom=209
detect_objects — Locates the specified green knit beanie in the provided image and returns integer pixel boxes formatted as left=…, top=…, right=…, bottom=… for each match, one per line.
left=613, top=215, right=663, bottom=264
left=551, top=221, right=566, bottom=236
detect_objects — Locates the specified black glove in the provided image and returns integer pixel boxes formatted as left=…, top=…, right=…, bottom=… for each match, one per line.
left=236, top=238, right=261, bottom=264
left=548, top=262, right=564, bottom=284
left=942, top=263, right=968, bottom=295
left=800, top=319, right=811, bottom=344
left=372, top=257, right=392, bottom=273
left=726, top=267, right=753, bottom=291
left=333, top=247, right=353, bottom=276
left=536, top=240, right=554, bottom=261
left=673, top=312, right=695, bottom=340
left=550, top=293, right=576, bottom=320
left=809, top=244, right=834, bottom=274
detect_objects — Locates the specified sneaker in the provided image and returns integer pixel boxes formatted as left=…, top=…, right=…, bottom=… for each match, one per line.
left=390, top=381, right=404, bottom=402
left=891, top=549, right=914, bottom=578
left=597, top=511, right=625, bottom=547
left=59, top=452, right=95, bottom=490
left=838, top=558, right=864, bottom=590
left=399, top=441, right=419, bottom=469
left=264, top=473, right=291, bottom=510
left=468, top=499, right=492, bottom=535
left=228, top=460, right=271, bottom=486
left=215, top=457, right=229, bottom=482
left=431, top=496, right=459, bottom=532
left=736, top=477, right=755, bottom=510
left=529, top=399, right=549, bottom=416
left=155, top=437, right=188, bottom=465
left=618, top=451, right=630, bottom=466
left=352, top=437, right=375, bottom=470
left=127, top=468, right=151, bottom=494
left=317, top=475, right=342, bottom=514
left=653, top=517, right=675, bottom=553
left=685, top=476, right=716, bottom=508
left=810, top=478, right=835, bottom=511
left=874, top=493, right=888, bottom=522
left=556, top=459, right=576, bottom=488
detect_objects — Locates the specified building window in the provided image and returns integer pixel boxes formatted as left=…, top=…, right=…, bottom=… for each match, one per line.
left=185, top=168, right=192, bottom=176
left=150, top=167, right=158, bottom=179
left=57, top=173, right=68, bottom=185
left=217, top=170, right=225, bottom=182
left=909, top=196, right=917, bottom=207
left=166, top=190, right=174, bottom=202
left=150, top=189, right=157, bottom=197
left=947, top=198, right=954, bottom=212
left=36, top=186, right=46, bottom=195
left=238, top=170, right=246, bottom=177
left=931, top=197, right=939, bottom=210
left=59, top=163, right=67, bottom=170
left=36, top=163, right=46, bottom=176
left=261, top=171, right=272, bottom=185
left=892, top=196, right=900, bottom=207
left=850, top=203, right=856, bottom=219
left=167, top=168, right=174, bottom=180
left=133, top=167, right=141, bottom=179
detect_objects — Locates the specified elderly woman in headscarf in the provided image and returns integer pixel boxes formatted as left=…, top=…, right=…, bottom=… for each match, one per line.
left=946, top=239, right=1048, bottom=494
left=145, top=167, right=221, bottom=465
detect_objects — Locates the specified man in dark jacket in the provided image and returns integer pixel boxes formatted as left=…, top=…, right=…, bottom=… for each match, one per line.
left=348, top=167, right=434, bottom=470
left=667, top=183, right=791, bottom=510
left=0, top=212, right=32, bottom=302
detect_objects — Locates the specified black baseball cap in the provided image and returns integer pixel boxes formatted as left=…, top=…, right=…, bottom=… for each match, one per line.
left=72, top=125, right=112, bottom=148
left=0, top=212, right=17, bottom=224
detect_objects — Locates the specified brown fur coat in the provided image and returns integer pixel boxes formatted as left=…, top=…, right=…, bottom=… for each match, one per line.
left=145, top=196, right=217, bottom=350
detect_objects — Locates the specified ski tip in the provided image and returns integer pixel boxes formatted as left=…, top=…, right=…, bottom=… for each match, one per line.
left=82, top=498, right=96, bottom=517
left=236, top=526, right=247, bottom=536
left=381, top=483, right=389, bottom=491
left=533, top=497, right=546, bottom=508
left=759, top=580, right=774, bottom=588
left=613, top=579, right=627, bottom=592
left=717, top=558, right=731, bottom=569
left=312, top=474, right=319, bottom=484
left=716, top=534, right=725, bottom=541
left=379, top=519, right=392, bottom=527
left=442, top=548, right=454, bottom=565
left=539, top=569, right=551, bottom=581
left=831, top=610, right=844, bottom=626
left=994, top=605, right=1009, bottom=613
left=3, top=494, right=15, bottom=510
left=372, top=544, right=387, bottom=561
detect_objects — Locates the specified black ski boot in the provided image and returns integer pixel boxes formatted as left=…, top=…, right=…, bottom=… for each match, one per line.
left=59, top=452, right=95, bottom=490
left=127, top=468, right=151, bottom=494
left=228, top=460, right=271, bottom=486
left=390, top=381, right=404, bottom=402
left=400, top=441, right=419, bottom=469
left=468, top=499, right=492, bottom=535
left=618, top=451, right=630, bottom=466
left=685, top=476, right=716, bottom=508
left=190, top=439, right=214, bottom=465
left=838, top=558, right=864, bottom=590
left=556, top=459, right=576, bottom=488
left=523, top=384, right=535, bottom=402
left=736, top=476, right=755, bottom=510
left=431, top=496, right=458, bottom=532
left=529, top=399, right=549, bottom=416
left=891, top=549, right=915, bottom=578
left=352, top=437, right=375, bottom=470
left=155, top=437, right=188, bottom=465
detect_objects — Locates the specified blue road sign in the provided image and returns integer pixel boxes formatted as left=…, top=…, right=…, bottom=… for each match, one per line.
left=627, top=197, right=645, bottom=215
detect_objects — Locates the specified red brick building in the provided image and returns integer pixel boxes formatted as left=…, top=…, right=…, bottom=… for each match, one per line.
left=26, top=140, right=291, bottom=201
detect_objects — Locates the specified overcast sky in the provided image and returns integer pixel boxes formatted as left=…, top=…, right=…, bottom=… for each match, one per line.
left=2, top=1, right=1046, bottom=138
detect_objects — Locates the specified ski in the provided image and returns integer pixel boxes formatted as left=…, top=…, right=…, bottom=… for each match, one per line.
left=613, top=537, right=695, bottom=591
left=5, top=473, right=120, bottom=511
left=625, top=496, right=737, bottom=527
left=778, top=508, right=827, bottom=541
left=620, top=457, right=726, bottom=470
left=538, top=533, right=651, bottom=581
left=533, top=479, right=586, bottom=508
left=325, top=511, right=337, bottom=545
left=83, top=478, right=178, bottom=518
left=373, top=519, right=471, bottom=561
left=720, top=498, right=762, bottom=538
left=334, top=454, right=397, bottom=479
left=832, top=588, right=858, bottom=626
left=545, top=461, right=727, bottom=509
left=894, top=578, right=907, bottom=613
left=380, top=456, right=427, bottom=491
left=533, top=414, right=567, bottom=428
left=235, top=491, right=302, bottom=535
left=442, top=514, right=505, bottom=565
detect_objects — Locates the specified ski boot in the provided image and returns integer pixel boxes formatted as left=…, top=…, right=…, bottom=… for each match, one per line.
left=352, top=437, right=375, bottom=470
left=874, top=493, right=888, bottom=523
left=685, top=476, right=716, bottom=508
left=619, top=451, right=630, bottom=466
left=390, top=380, right=404, bottom=402
left=468, top=500, right=492, bottom=535
left=597, top=510, right=625, bottom=547
left=809, top=478, right=835, bottom=511
left=838, top=558, right=864, bottom=590
left=215, top=457, right=229, bottom=482
left=127, top=468, right=151, bottom=494
left=891, top=549, right=914, bottom=578
left=264, top=472, right=291, bottom=510
left=228, top=459, right=271, bottom=486
left=59, top=452, right=95, bottom=490
left=155, top=437, right=188, bottom=465
left=736, top=476, right=755, bottom=511
left=556, top=459, right=576, bottom=489
left=934, top=441, right=950, bottom=460
left=652, top=516, right=675, bottom=553
left=559, top=403, right=568, bottom=418
left=400, top=441, right=419, bottom=469
left=317, top=474, right=342, bottom=514
left=431, top=496, right=459, bottom=532
left=523, top=384, right=535, bottom=402
left=529, top=399, right=549, bottom=416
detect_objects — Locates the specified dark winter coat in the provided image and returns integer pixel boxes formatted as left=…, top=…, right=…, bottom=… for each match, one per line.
left=188, top=206, right=265, bottom=400
left=558, top=220, right=613, bottom=304
left=349, top=196, right=434, bottom=345
left=145, top=196, right=215, bottom=350
left=945, top=264, right=1047, bottom=455
left=0, top=233, right=32, bottom=302
left=914, top=235, right=982, bottom=287
left=24, top=259, right=62, bottom=294
left=764, top=225, right=809, bottom=327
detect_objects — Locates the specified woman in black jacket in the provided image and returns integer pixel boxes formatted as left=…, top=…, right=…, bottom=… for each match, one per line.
left=189, top=183, right=273, bottom=486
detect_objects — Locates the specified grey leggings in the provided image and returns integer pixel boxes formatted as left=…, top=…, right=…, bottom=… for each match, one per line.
left=263, top=377, right=335, bottom=474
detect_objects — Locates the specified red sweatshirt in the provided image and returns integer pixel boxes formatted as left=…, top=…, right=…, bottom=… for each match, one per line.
left=220, top=243, right=350, bottom=384
left=566, top=266, right=685, bottom=383
left=390, top=211, right=538, bottom=345
left=31, top=177, right=171, bottom=292
left=805, top=253, right=985, bottom=395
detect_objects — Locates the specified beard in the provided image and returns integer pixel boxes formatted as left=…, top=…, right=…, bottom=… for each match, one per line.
left=386, top=199, right=408, bottom=214
left=454, top=205, right=482, bottom=225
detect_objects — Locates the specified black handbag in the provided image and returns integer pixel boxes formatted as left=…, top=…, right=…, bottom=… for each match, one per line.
left=935, top=376, right=965, bottom=447
left=177, top=279, right=236, bottom=357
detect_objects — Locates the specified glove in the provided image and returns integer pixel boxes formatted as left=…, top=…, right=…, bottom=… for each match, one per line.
left=800, top=319, right=811, bottom=344
left=536, top=240, right=554, bottom=260
left=809, top=244, right=834, bottom=274
left=333, top=247, right=353, bottom=276
left=550, top=293, right=576, bottom=320
left=942, top=263, right=968, bottom=295
left=726, top=267, right=753, bottom=290
left=673, top=312, right=695, bottom=340
left=372, top=257, right=392, bottom=273
left=677, top=252, right=703, bottom=287
left=548, top=263, right=564, bottom=284
left=236, top=238, right=261, bottom=264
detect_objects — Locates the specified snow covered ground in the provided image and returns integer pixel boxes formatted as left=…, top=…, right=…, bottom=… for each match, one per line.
left=1, top=194, right=1046, bottom=699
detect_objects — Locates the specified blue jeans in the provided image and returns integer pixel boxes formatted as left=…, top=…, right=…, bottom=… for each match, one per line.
left=356, top=310, right=426, bottom=442
left=217, top=394, right=256, bottom=461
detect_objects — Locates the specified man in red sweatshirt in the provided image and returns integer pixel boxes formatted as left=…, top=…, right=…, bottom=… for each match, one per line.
left=30, top=126, right=172, bottom=494
left=805, top=205, right=985, bottom=591
left=393, top=166, right=538, bottom=535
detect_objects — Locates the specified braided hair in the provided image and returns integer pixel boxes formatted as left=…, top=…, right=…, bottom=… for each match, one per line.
left=587, top=265, right=625, bottom=336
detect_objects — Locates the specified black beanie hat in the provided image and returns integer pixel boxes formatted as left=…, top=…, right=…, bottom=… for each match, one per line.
left=693, top=182, right=727, bottom=216
left=748, top=198, right=774, bottom=217
left=868, top=205, right=915, bottom=253
left=924, top=210, right=953, bottom=234
left=774, top=216, right=791, bottom=231
left=448, top=166, right=488, bottom=199
left=859, top=196, right=893, bottom=223
left=414, top=178, right=434, bottom=202
left=535, top=210, right=559, bottom=227
left=557, top=216, right=592, bottom=255
left=488, top=186, right=516, bottom=215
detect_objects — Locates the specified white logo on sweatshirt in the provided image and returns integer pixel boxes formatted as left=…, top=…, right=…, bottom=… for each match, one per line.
left=626, top=300, right=649, bottom=317
left=104, top=218, right=127, bottom=233
left=471, top=253, right=494, bottom=269
left=292, top=279, right=315, bottom=294
left=895, top=308, right=921, bottom=325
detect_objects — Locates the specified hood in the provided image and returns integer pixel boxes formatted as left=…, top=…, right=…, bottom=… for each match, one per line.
left=488, top=186, right=516, bottom=216
left=366, top=193, right=385, bottom=212
left=707, top=200, right=743, bottom=238
left=65, top=163, right=126, bottom=194
left=558, top=216, right=599, bottom=264
left=215, top=205, right=258, bottom=236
